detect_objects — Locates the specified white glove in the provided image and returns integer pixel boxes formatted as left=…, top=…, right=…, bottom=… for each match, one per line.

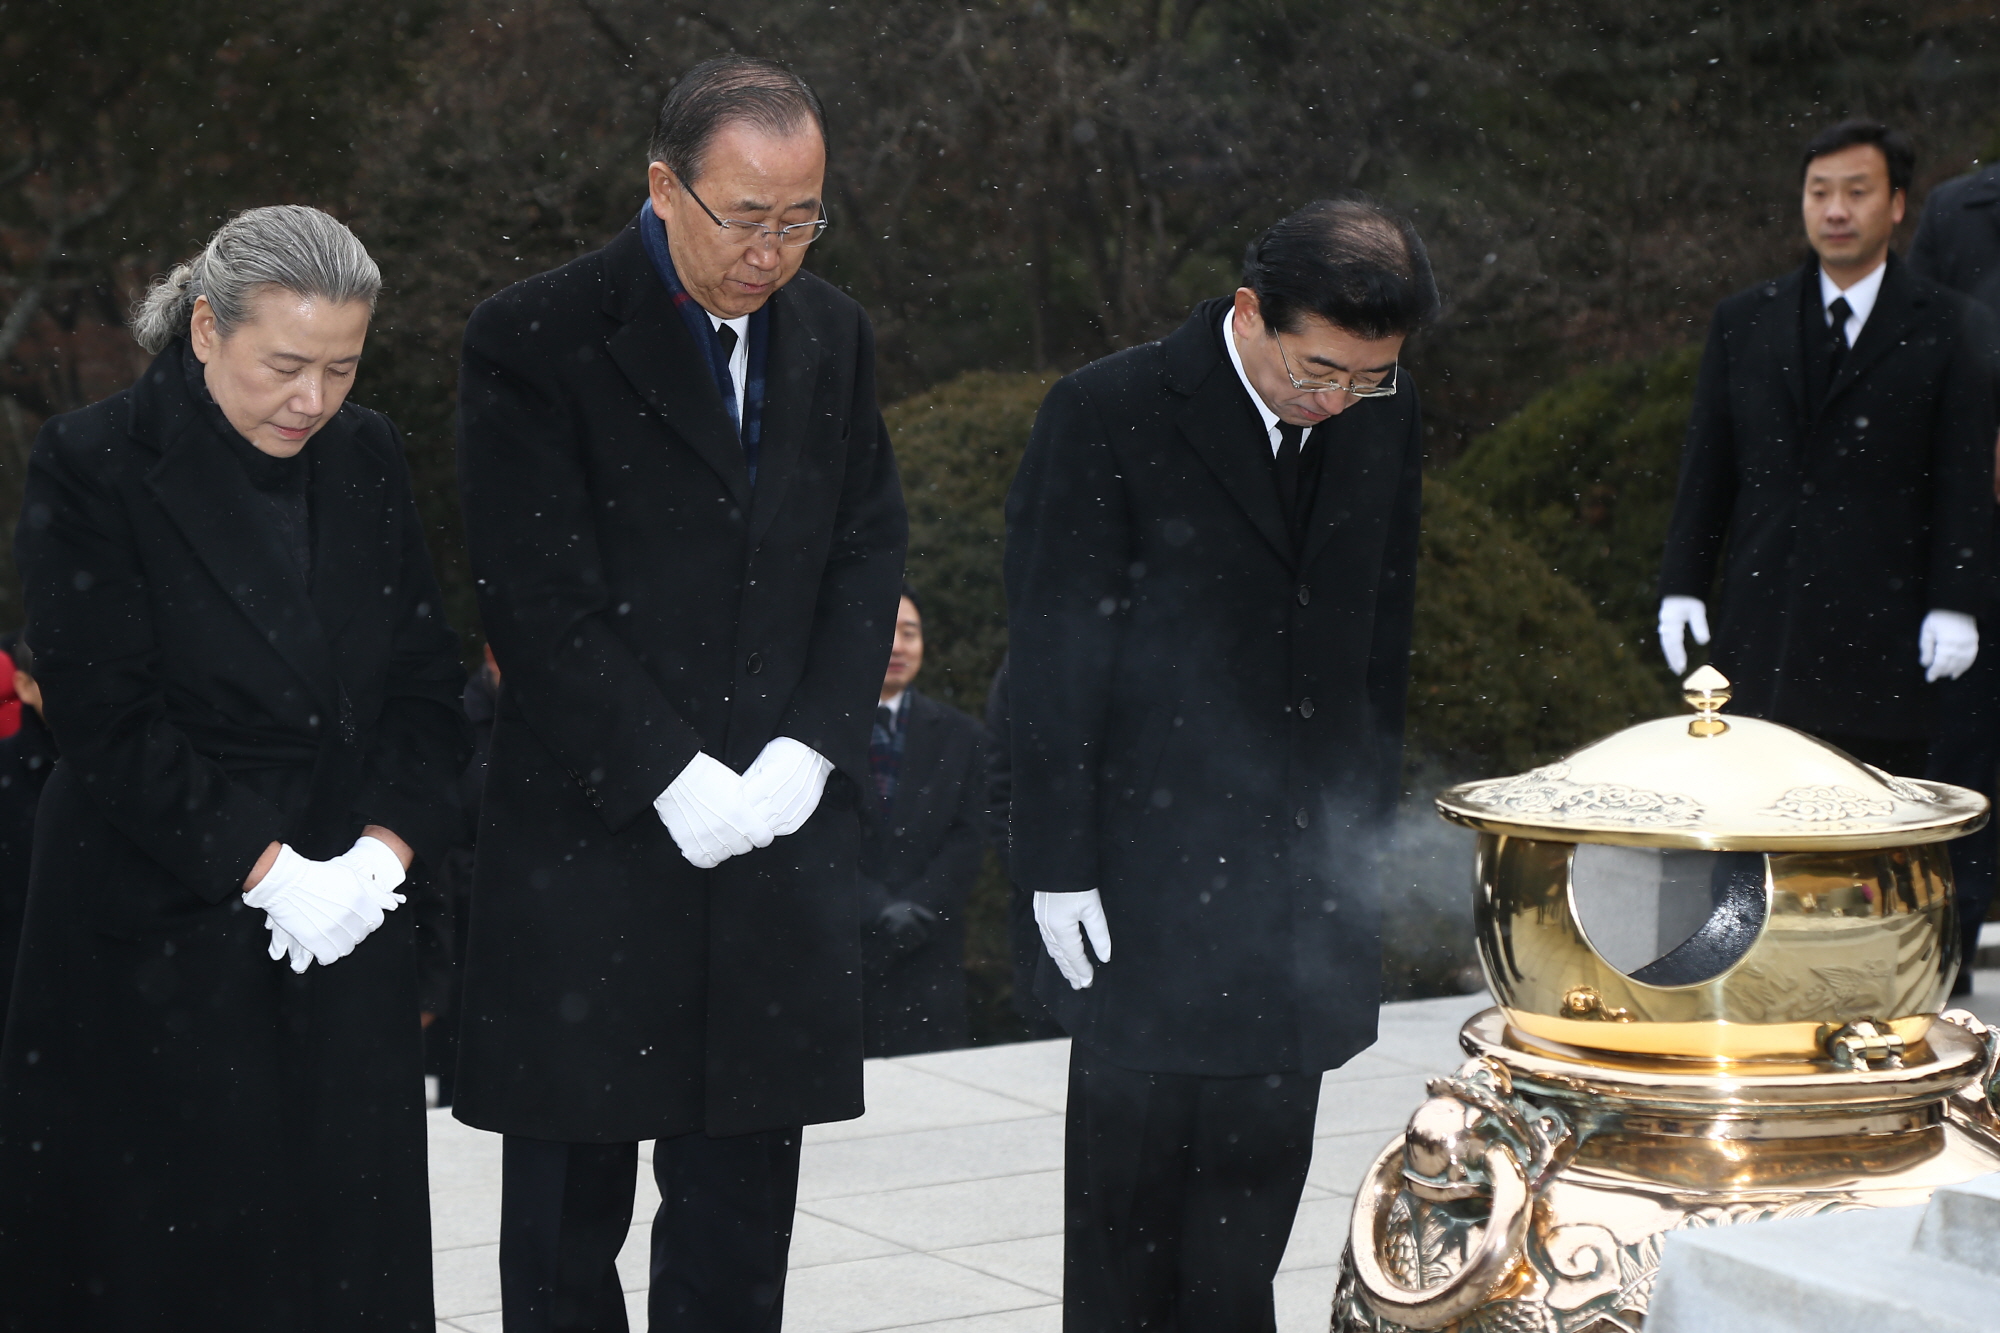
left=245, top=844, right=403, bottom=971
left=654, top=751, right=775, bottom=868
left=1658, top=595, right=1711, bottom=676
left=1035, top=888, right=1112, bottom=990
left=1921, top=609, right=1979, bottom=682
left=741, top=737, right=834, bottom=837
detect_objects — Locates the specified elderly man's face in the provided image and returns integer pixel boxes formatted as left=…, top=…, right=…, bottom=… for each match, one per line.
left=1230, top=289, right=1406, bottom=427
left=649, top=120, right=826, bottom=319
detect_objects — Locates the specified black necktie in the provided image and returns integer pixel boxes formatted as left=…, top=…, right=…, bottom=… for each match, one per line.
left=1826, top=295, right=1853, bottom=370
left=1273, top=421, right=1306, bottom=529
left=716, top=323, right=739, bottom=360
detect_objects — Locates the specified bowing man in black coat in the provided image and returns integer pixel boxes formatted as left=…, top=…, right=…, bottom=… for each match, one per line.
left=454, top=58, right=905, bottom=1332
left=1909, top=160, right=2000, bottom=990
left=859, top=588, right=987, bottom=1057
left=0, top=206, right=469, bottom=1331
left=1660, top=120, right=1998, bottom=773
left=1005, top=198, right=1432, bottom=1332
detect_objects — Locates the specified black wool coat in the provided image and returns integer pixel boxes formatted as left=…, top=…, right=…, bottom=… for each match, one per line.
left=1660, top=256, right=1998, bottom=739
left=0, top=347, right=469, bottom=1331
left=1003, top=298, right=1423, bottom=1077
left=0, top=706, right=55, bottom=1036
left=454, top=216, right=906, bottom=1142
left=859, top=688, right=986, bottom=1057
left=1911, top=163, right=2000, bottom=318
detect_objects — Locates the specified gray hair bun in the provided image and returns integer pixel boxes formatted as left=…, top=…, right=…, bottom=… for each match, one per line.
left=130, top=205, right=381, bottom=353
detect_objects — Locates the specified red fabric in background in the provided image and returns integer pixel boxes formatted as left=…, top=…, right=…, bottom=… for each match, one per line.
left=0, top=649, right=20, bottom=739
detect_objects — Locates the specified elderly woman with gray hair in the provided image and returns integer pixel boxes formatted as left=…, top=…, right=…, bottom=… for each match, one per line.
left=0, top=205, right=469, bottom=1329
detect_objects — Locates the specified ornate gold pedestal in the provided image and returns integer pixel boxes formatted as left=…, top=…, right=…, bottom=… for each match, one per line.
left=1334, top=670, right=2000, bottom=1332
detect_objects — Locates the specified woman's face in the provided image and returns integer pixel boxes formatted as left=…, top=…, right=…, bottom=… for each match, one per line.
left=190, top=288, right=371, bottom=457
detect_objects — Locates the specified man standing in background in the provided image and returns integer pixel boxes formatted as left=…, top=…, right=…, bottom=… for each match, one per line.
left=1910, top=155, right=2000, bottom=990
left=1661, top=119, right=1996, bottom=777
left=1006, top=197, right=1433, bottom=1331
left=454, top=56, right=905, bottom=1332
left=858, top=586, right=987, bottom=1056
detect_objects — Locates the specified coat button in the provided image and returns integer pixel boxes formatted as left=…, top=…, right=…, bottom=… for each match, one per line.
left=1801, top=482, right=1816, bottom=496
left=1299, top=697, right=1315, bottom=719
left=1297, top=584, right=1311, bottom=606
left=1295, top=808, right=1310, bottom=829
left=747, top=652, right=763, bottom=674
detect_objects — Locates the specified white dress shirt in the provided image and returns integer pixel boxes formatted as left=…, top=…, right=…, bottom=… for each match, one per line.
left=878, top=689, right=906, bottom=716
left=1222, top=310, right=1311, bottom=457
left=708, top=312, right=750, bottom=426
left=1819, top=259, right=1886, bottom=347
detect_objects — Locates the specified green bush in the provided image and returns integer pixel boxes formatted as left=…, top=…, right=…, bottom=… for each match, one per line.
left=1408, top=478, right=1673, bottom=774
left=1449, top=344, right=1701, bottom=664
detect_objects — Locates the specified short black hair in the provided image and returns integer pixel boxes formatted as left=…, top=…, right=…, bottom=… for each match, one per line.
left=1241, top=196, right=1439, bottom=340
left=647, top=56, right=826, bottom=185
left=1801, top=118, right=1914, bottom=196
left=899, top=582, right=923, bottom=619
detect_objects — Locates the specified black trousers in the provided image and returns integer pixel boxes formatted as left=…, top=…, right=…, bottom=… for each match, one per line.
left=499, top=1128, right=802, bottom=1333
left=1063, top=1042, right=1320, bottom=1333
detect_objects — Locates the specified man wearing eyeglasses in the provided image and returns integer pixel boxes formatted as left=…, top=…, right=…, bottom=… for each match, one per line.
left=454, top=55, right=905, bottom=1332
left=1005, top=197, right=1435, bottom=1331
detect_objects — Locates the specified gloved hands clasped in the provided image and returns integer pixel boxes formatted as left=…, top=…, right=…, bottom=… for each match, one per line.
left=654, top=738, right=833, bottom=868
left=246, top=834, right=408, bottom=973
left=1658, top=596, right=1978, bottom=683
left=1035, top=888, right=1112, bottom=990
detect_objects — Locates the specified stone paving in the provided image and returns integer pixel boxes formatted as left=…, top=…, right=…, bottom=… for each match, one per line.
left=427, top=990, right=1493, bottom=1332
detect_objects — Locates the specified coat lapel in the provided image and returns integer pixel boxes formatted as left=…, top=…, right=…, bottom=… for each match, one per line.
left=306, top=410, right=389, bottom=641
left=1164, top=302, right=1292, bottom=564
left=748, top=285, right=825, bottom=543
left=601, top=223, right=754, bottom=511
left=1824, top=255, right=1922, bottom=408
left=137, top=356, right=342, bottom=712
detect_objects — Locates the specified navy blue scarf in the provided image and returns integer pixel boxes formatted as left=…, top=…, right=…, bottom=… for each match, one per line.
left=637, top=203, right=771, bottom=485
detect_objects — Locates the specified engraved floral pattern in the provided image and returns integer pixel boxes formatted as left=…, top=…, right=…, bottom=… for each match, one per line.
left=1764, top=785, right=1896, bottom=822
left=1455, top=764, right=1704, bottom=827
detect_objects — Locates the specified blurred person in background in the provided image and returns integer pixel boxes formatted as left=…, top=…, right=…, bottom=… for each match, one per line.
left=0, top=205, right=469, bottom=1330
left=859, top=586, right=986, bottom=1056
left=1910, top=155, right=2000, bottom=992
left=1005, top=196, right=1433, bottom=1332
left=453, top=55, right=904, bottom=1332
left=1661, top=119, right=1997, bottom=782
left=0, top=630, right=54, bottom=1036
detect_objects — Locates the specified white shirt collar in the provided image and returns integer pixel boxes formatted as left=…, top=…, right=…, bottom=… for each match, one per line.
left=1819, top=259, right=1887, bottom=345
left=707, top=312, right=750, bottom=424
left=1221, top=309, right=1308, bottom=457
left=878, top=689, right=906, bottom=715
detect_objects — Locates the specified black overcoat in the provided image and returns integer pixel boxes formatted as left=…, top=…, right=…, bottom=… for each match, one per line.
left=1002, top=298, right=1423, bottom=1077
left=859, top=688, right=985, bottom=1056
left=1660, top=256, right=1998, bottom=739
left=0, top=706, right=55, bottom=1035
left=0, top=346, right=469, bottom=1331
left=1911, top=163, right=2000, bottom=316
left=453, top=215, right=906, bottom=1142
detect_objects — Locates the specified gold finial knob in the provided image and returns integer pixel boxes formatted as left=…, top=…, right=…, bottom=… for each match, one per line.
left=1683, top=665, right=1731, bottom=737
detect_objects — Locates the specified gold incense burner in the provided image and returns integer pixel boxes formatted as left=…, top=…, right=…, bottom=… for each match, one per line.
left=1334, top=668, right=2000, bottom=1332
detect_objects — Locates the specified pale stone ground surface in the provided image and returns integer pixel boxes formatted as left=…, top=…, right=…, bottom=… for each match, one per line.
left=427, top=990, right=1493, bottom=1333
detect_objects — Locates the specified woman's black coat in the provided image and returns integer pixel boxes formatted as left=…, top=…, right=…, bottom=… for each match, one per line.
left=453, top=217, right=906, bottom=1143
left=1003, top=298, right=1423, bottom=1076
left=0, top=346, right=469, bottom=1331
left=1660, top=256, right=1997, bottom=739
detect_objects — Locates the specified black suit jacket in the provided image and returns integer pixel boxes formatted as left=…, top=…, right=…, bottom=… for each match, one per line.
left=1661, top=256, right=1997, bottom=738
left=454, top=214, right=907, bottom=1140
left=1003, top=297, right=1422, bottom=1076
left=858, top=688, right=985, bottom=1056
left=0, top=346, right=467, bottom=1326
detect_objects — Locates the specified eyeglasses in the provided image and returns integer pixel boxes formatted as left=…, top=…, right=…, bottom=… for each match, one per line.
left=1275, top=335, right=1399, bottom=398
left=675, top=171, right=829, bottom=250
